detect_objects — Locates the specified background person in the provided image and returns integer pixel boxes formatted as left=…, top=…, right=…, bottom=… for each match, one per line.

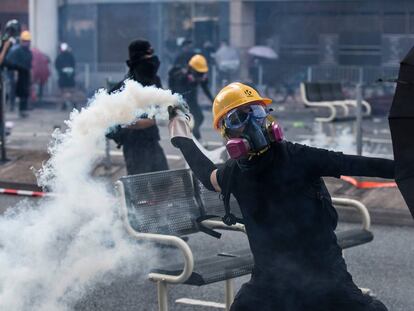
left=6, top=30, right=32, bottom=118
left=168, top=82, right=393, bottom=311
left=168, top=54, right=214, bottom=140
left=173, top=38, right=195, bottom=67
left=31, top=47, right=50, bottom=105
left=214, top=40, right=240, bottom=87
left=55, top=42, right=76, bottom=110
left=1, top=19, right=21, bottom=111
left=106, top=39, right=168, bottom=175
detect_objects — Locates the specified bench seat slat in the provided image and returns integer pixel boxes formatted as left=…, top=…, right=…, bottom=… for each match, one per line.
left=151, top=249, right=253, bottom=286
left=336, top=228, right=373, bottom=249
left=150, top=229, right=373, bottom=286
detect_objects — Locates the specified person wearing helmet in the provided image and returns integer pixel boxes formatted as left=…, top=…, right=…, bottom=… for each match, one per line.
left=6, top=30, right=32, bottom=117
left=55, top=42, right=76, bottom=110
left=0, top=19, right=20, bottom=65
left=168, top=82, right=393, bottom=311
left=1, top=19, right=21, bottom=111
left=105, top=39, right=168, bottom=176
left=169, top=54, right=214, bottom=140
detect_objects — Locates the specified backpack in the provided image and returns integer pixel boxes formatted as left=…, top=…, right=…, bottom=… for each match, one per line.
left=168, top=65, right=185, bottom=93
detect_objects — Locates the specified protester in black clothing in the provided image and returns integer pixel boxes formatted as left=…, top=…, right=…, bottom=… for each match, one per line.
left=169, top=54, right=214, bottom=140
left=168, top=82, right=393, bottom=311
left=173, top=39, right=195, bottom=67
left=106, top=39, right=168, bottom=175
left=1, top=19, right=21, bottom=112
left=6, top=31, right=32, bottom=118
left=55, top=43, right=76, bottom=110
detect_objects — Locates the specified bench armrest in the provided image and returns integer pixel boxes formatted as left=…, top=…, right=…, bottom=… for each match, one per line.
left=332, top=197, right=371, bottom=230
left=115, top=181, right=194, bottom=284
left=201, top=219, right=246, bottom=234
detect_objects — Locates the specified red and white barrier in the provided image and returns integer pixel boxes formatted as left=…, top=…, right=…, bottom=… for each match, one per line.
left=0, top=188, right=52, bottom=198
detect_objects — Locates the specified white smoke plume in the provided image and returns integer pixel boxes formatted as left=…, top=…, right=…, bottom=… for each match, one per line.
left=0, top=80, right=182, bottom=311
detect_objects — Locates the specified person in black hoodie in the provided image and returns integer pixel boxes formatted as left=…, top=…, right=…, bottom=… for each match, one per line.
left=106, top=39, right=168, bottom=175
left=168, top=82, right=393, bottom=311
left=6, top=30, right=32, bottom=118
left=169, top=54, right=214, bottom=140
left=55, top=43, right=76, bottom=110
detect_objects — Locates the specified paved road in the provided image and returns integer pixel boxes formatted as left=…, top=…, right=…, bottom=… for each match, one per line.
left=72, top=223, right=413, bottom=311
left=1, top=193, right=411, bottom=311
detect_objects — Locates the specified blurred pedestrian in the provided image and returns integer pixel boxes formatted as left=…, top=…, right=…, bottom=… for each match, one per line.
left=6, top=30, right=32, bottom=118
left=2, top=19, right=21, bottom=111
left=169, top=54, right=214, bottom=141
left=55, top=42, right=76, bottom=110
left=105, top=39, right=168, bottom=175
left=202, top=40, right=216, bottom=82
left=31, top=48, right=50, bottom=105
left=214, top=40, right=240, bottom=86
left=173, top=39, right=195, bottom=67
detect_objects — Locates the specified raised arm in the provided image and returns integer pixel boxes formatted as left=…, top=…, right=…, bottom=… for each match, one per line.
left=169, top=108, right=220, bottom=192
left=0, top=40, right=11, bottom=65
left=293, top=143, right=395, bottom=179
left=200, top=79, right=214, bottom=102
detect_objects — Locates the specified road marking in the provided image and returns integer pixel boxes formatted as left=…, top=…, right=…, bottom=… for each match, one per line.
left=104, top=150, right=182, bottom=160
left=175, top=298, right=225, bottom=309
left=10, top=132, right=52, bottom=137
left=296, top=134, right=391, bottom=144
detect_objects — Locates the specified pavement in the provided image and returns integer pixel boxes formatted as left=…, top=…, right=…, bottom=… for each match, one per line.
left=75, top=223, right=414, bottom=311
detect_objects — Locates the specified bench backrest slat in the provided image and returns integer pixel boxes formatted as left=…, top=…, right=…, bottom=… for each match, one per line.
left=304, top=82, right=322, bottom=102
left=120, top=169, right=201, bottom=236
left=304, top=82, right=346, bottom=102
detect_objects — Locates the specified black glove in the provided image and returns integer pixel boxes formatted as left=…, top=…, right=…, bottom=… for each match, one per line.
left=105, top=125, right=124, bottom=148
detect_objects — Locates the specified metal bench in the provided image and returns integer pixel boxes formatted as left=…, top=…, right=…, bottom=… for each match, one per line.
left=301, top=82, right=372, bottom=122
left=116, top=168, right=373, bottom=311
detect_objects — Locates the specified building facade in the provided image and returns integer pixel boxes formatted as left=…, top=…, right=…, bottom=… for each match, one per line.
left=20, top=0, right=414, bottom=90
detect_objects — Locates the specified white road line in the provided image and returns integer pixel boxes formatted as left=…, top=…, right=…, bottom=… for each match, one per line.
left=175, top=298, right=225, bottom=309
left=103, top=150, right=182, bottom=160
left=10, top=132, right=52, bottom=137
left=296, top=134, right=391, bottom=144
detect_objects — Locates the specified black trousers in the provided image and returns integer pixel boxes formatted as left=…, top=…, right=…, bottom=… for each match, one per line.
left=230, top=247, right=388, bottom=311
left=230, top=282, right=388, bottom=311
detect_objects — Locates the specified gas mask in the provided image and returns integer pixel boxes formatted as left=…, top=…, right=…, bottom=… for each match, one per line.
left=130, top=55, right=160, bottom=80
left=222, top=104, right=283, bottom=160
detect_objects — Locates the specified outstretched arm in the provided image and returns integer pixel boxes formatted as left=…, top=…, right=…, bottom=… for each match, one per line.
left=169, top=109, right=220, bottom=191
left=294, top=143, right=395, bottom=178
left=201, top=80, right=214, bottom=102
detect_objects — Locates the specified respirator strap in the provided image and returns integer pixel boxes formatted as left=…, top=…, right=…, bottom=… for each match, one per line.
left=221, top=161, right=245, bottom=226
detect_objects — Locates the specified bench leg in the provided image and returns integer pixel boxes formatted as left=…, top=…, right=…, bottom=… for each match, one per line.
left=225, top=278, right=235, bottom=311
left=157, top=281, right=168, bottom=311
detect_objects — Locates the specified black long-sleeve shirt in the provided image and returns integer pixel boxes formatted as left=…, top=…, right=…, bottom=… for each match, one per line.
left=174, top=138, right=395, bottom=271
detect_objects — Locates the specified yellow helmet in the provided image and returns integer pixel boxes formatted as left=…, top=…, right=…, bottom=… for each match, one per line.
left=188, top=54, right=208, bottom=73
left=212, top=82, right=272, bottom=130
left=20, top=30, right=31, bottom=41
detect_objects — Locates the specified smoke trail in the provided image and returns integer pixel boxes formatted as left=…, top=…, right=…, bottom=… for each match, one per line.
left=0, top=81, right=182, bottom=311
